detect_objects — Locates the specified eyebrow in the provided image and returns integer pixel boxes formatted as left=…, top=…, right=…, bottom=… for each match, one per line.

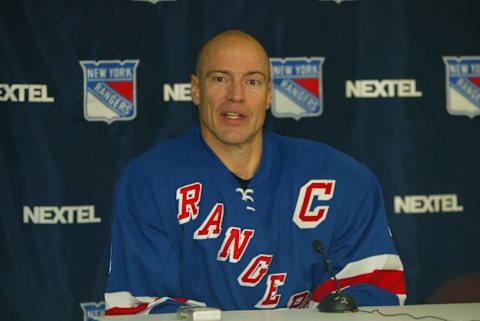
left=206, top=70, right=268, bottom=79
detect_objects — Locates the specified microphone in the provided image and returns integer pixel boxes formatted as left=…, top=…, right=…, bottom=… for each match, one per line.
left=312, top=240, right=358, bottom=313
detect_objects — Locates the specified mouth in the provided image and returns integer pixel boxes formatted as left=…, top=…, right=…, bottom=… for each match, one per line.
left=223, top=112, right=244, bottom=120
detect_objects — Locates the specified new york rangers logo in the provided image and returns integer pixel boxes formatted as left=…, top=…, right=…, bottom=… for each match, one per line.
left=270, top=57, right=324, bottom=120
left=80, top=60, right=139, bottom=123
left=443, top=56, right=480, bottom=118
left=80, top=302, right=105, bottom=321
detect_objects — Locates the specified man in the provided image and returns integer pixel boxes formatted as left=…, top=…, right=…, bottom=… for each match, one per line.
left=104, top=30, right=406, bottom=315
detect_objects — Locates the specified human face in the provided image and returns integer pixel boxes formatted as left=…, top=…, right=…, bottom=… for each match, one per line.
left=191, top=33, right=272, bottom=150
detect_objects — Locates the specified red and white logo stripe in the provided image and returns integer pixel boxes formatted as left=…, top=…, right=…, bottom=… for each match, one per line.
left=309, top=254, right=406, bottom=306
left=104, top=291, right=205, bottom=315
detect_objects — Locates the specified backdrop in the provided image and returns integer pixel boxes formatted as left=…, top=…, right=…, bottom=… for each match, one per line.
left=1, top=1, right=479, bottom=321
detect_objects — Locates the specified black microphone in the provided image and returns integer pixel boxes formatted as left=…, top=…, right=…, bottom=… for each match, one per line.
left=312, top=240, right=358, bottom=313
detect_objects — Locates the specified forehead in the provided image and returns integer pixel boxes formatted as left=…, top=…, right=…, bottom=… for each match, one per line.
left=199, top=34, right=270, bottom=75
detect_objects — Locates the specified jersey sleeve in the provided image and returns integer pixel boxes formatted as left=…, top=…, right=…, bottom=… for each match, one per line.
left=310, top=171, right=406, bottom=307
left=104, top=163, right=206, bottom=315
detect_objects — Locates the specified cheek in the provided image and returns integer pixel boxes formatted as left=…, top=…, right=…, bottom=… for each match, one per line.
left=202, top=88, right=224, bottom=105
left=199, top=94, right=220, bottom=120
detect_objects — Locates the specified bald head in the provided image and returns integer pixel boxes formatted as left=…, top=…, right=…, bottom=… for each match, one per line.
left=190, top=30, right=272, bottom=177
left=195, top=30, right=270, bottom=80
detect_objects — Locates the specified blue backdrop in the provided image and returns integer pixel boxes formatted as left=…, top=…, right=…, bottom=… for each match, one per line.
left=1, top=1, right=479, bottom=321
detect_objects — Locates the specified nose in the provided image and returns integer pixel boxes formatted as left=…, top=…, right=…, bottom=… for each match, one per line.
left=227, top=80, right=245, bottom=102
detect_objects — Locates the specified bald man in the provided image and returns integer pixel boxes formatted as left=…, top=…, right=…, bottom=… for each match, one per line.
left=105, top=30, right=406, bottom=315
left=191, top=30, right=272, bottom=181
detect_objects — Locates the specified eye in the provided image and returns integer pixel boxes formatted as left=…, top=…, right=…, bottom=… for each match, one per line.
left=247, top=79, right=261, bottom=86
left=211, top=74, right=228, bottom=82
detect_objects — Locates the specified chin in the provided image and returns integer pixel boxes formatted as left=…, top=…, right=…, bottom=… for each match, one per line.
left=204, top=125, right=259, bottom=147
left=219, top=136, right=248, bottom=146
left=214, top=128, right=244, bottom=141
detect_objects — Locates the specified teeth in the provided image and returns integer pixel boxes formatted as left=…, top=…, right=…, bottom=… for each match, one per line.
left=225, top=112, right=241, bottom=119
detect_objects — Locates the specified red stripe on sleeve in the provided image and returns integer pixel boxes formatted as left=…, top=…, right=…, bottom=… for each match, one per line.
left=105, top=303, right=149, bottom=315
left=172, top=297, right=190, bottom=303
left=311, top=269, right=406, bottom=303
left=104, top=297, right=192, bottom=315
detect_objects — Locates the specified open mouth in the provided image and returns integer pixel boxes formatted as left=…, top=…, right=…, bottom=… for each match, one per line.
left=224, top=112, right=243, bottom=120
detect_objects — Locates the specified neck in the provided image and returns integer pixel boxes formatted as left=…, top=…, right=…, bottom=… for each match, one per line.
left=222, top=144, right=261, bottom=180
left=202, top=131, right=263, bottom=180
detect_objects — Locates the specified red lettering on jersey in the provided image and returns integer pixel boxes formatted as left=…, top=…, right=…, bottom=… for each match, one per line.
left=255, top=273, right=287, bottom=308
left=193, top=203, right=224, bottom=239
left=217, top=227, right=254, bottom=263
left=176, top=182, right=202, bottom=224
left=292, top=180, right=335, bottom=229
left=287, top=290, right=310, bottom=308
left=237, top=254, right=273, bottom=287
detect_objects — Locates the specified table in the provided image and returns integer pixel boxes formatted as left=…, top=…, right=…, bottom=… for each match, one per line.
left=94, top=303, right=480, bottom=321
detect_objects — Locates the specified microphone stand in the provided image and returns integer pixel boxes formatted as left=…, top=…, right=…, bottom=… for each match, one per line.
left=312, top=240, right=358, bottom=313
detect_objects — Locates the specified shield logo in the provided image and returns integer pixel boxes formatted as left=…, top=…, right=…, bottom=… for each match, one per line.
left=270, top=57, right=325, bottom=120
left=443, top=56, right=480, bottom=118
left=80, top=302, right=105, bottom=321
left=80, top=60, right=139, bottom=124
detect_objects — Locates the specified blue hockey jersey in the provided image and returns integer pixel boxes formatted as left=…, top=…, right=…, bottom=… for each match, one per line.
left=105, top=126, right=406, bottom=315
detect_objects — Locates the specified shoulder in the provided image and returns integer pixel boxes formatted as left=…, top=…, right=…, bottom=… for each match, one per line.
left=120, top=127, right=200, bottom=184
left=265, top=131, right=377, bottom=186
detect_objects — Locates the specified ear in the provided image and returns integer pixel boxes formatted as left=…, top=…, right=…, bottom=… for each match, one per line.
left=191, top=74, right=200, bottom=106
left=266, top=79, right=272, bottom=110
